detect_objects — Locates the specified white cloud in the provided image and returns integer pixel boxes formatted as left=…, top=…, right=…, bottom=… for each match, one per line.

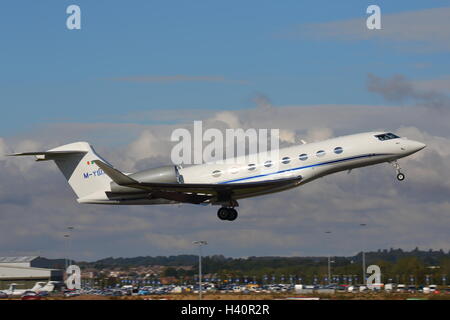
left=127, top=130, right=170, bottom=162
left=279, top=129, right=296, bottom=144
left=282, top=7, right=450, bottom=52
left=305, top=127, right=333, bottom=143
left=210, top=111, right=242, bottom=129
left=0, top=138, right=10, bottom=161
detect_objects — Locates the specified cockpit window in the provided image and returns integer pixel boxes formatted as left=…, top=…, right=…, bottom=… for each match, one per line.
left=375, top=133, right=400, bottom=141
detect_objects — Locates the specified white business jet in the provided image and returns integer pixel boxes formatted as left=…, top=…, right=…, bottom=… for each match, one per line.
left=3, top=283, right=27, bottom=296
left=10, top=132, right=425, bottom=221
left=2, top=281, right=56, bottom=296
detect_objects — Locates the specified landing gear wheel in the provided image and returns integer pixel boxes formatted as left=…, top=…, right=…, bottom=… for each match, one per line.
left=217, top=207, right=229, bottom=220
left=227, top=208, right=238, bottom=221
left=217, top=207, right=238, bottom=221
left=390, top=161, right=406, bottom=182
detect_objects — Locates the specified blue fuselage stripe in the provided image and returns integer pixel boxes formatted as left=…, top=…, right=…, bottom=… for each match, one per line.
left=218, top=153, right=392, bottom=184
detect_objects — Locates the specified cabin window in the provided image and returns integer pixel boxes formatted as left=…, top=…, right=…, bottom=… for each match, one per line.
left=299, top=154, right=308, bottom=161
left=212, top=170, right=222, bottom=178
left=264, top=160, right=273, bottom=168
left=316, top=150, right=326, bottom=157
left=248, top=164, right=256, bottom=171
left=281, top=157, right=291, bottom=164
left=334, top=147, right=343, bottom=154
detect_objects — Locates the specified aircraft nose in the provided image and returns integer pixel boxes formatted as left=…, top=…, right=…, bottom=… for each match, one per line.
left=410, top=140, right=426, bottom=153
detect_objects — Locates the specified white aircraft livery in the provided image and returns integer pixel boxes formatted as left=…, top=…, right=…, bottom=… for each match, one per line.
left=10, top=131, right=425, bottom=221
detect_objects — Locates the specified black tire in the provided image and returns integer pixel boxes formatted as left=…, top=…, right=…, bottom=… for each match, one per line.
left=397, top=173, right=405, bottom=181
left=227, top=208, right=238, bottom=221
left=217, top=207, right=229, bottom=220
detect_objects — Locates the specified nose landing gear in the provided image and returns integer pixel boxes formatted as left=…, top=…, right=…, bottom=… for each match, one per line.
left=217, top=207, right=238, bottom=221
left=390, top=161, right=405, bottom=181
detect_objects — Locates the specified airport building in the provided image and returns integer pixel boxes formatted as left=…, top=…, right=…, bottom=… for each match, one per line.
left=0, top=256, right=64, bottom=290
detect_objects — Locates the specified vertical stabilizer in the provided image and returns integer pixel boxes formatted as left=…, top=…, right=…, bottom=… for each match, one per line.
left=10, top=142, right=113, bottom=199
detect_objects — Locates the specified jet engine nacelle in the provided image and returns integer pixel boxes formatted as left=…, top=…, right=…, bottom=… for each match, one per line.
left=110, top=165, right=182, bottom=193
left=129, top=165, right=181, bottom=183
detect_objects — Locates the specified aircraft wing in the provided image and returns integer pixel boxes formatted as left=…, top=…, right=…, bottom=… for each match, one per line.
left=94, top=160, right=303, bottom=204
left=127, top=177, right=302, bottom=194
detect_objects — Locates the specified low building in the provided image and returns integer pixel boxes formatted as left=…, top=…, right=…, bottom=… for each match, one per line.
left=0, top=256, right=64, bottom=290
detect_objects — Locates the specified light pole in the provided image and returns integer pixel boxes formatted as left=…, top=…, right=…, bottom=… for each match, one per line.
left=325, top=231, right=332, bottom=285
left=67, top=226, right=74, bottom=267
left=360, top=223, right=367, bottom=285
left=64, top=234, right=70, bottom=270
left=193, top=241, right=207, bottom=300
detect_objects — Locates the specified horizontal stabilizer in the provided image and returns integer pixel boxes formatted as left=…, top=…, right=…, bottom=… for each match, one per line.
left=9, top=151, right=87, bottom=156
left=8, top=151, right=88, bottom=161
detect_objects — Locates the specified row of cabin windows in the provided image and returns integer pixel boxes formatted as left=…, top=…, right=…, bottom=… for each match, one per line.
left=211, top=146, right=344, bottom=177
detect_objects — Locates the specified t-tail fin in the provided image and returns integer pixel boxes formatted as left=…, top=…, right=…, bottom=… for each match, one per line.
left=9, top=142, right=113, bottom=199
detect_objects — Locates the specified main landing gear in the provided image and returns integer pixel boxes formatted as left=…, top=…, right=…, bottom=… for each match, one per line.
left=217, top=207, right=238, bottom=221
left=390, top=160, right=405, bottom=181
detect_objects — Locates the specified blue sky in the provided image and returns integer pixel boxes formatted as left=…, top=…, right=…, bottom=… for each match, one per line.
left=1, top=0, right=449, bottom=135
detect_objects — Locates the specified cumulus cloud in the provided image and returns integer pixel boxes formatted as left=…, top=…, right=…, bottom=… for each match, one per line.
left=0, top=138, right=10, bottom=160
left=209, top=111, right=242, bottom=129
left=305, top=127, right=334, bottom=143
left=279, top=129, right=296, bottom=144
left=127, top=130, right=170, bottom=162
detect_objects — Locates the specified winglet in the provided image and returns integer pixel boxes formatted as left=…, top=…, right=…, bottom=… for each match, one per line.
left=93, top=160, right=138, bottom=186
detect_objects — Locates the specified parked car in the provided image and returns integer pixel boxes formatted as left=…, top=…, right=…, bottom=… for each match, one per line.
left=429, top=285, right=438, bottom=293
left=407, top=285, right=417, bottom=293
left=359, top=285, right=368, bottom=292
left=21, top=291, right=41, bottom=300
left=384, top=283, right=396, bottom=292
left=396, top=284, right=406, bottom=293
left=102, top=290, right=114, bottom=296
left=64, top=289, right=80, bottom=297
left=138, top=289, right=151, bottom=295
left=38, top=291, right=49, bottom=297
